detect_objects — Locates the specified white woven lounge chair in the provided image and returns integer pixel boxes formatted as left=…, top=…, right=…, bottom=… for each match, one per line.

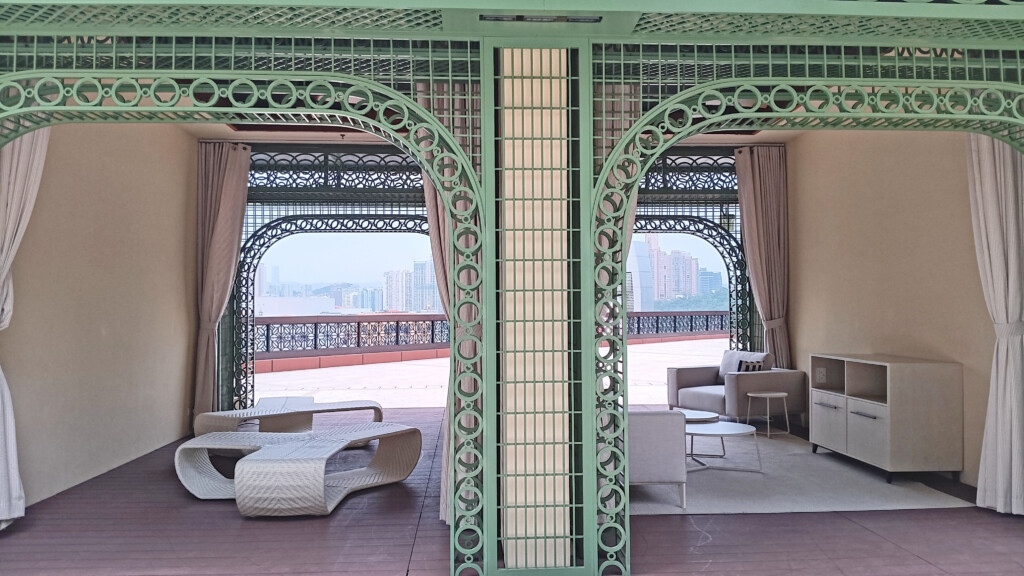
left=193, top=396, right=383, bottom=436
left=174, top=422, right=421, bottom=517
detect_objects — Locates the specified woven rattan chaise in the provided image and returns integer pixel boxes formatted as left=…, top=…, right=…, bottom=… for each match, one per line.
left=174, top=422, right=421, bottom=516
left=193, top=396, right=383, bottom=436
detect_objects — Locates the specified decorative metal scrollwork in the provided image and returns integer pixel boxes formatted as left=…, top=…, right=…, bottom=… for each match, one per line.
left=641, top=152, right=737, bottom=194
left=248, top=145, right=425, bottom=204
left=591, top=79, right=1024, bottom=575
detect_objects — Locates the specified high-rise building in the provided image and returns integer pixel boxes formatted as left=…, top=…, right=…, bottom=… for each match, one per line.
left=698, top=268, right=723, bottom=296
left=383, top=270, right=413, bottom=311
left=626, top=239, right=655, bottom=312
left=255, top=263, right=268, bottom=297
left=412, top=260, right=442, bottom=312
left=270, top=264, right=280, bottom=285
left=669, top=250, right=699, bottom=297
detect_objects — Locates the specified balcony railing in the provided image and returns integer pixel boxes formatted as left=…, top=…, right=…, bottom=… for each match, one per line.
left=253, top=311, right=729, bottom=360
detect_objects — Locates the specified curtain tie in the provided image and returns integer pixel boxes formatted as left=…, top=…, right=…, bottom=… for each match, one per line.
left=994, top=321, right=1024, bottom=339
left=763, top=317, right=786, bottom=330
left=199, top=321, right=220, bottom=332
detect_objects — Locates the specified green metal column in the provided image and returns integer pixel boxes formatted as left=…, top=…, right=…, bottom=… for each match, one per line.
left=481, top=38, right=596, bottom=574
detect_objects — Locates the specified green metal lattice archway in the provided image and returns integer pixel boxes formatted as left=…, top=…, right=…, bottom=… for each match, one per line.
left=591, top=78, right=1024, bottom=574
left=5, top=17, right=1024, bottom=576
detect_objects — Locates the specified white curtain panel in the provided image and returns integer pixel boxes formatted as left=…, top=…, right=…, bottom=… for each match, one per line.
left=0, top=127, right=50, bottom=530
left=735, top=146, right=792, bottom=368
left=193, top=142, right=250, bottom=420
left=967, top=133, right=1024, bottom=515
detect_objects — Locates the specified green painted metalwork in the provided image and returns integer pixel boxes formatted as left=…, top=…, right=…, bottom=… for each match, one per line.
left=0, top=4, right=443, bottom=33
left=4, top=3, right=1024, bottom=574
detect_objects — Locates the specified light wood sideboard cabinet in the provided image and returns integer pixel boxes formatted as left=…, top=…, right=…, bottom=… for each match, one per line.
left=809, top=353, right=963, bottom=483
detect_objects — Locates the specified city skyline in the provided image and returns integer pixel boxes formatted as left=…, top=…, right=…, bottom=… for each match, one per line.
left=258, top=231, right=727, bottom=286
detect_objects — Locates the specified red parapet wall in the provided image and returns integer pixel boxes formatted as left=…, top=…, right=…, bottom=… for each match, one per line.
left=257, top=347, right=452, bottom=374
left=255, top=334, right=718, bottom=374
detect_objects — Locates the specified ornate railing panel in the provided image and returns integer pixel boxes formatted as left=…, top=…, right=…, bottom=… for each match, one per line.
left=625, top=311, right=729, bottom=337
left=254, top=314, right=449, bottom=358
left=255, top=311, right=722, bottom=360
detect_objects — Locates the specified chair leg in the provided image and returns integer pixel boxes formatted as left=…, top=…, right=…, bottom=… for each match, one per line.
left=679, top=484, right=687, bottom=509
left=746, top=395, right=752, bottom=425
left=765, top=397, right=772, bottom=438
left=783, top=397, right=791, bottom=434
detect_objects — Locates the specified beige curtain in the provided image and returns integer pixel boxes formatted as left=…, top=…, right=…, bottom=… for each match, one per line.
left=0, top=127, right=50, bottom=530
left=967, top=134, right=1024, bottom=515
left=735, top=146, right=792, bottom=367
left=193, top=142, right=250, bottom=419
left=416, top=82, right=481, bottom=523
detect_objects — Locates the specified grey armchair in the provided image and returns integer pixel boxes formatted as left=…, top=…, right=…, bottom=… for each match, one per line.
left=667, top=350, right=807, bottom=422
left=627, top=410, right=687, bottom=508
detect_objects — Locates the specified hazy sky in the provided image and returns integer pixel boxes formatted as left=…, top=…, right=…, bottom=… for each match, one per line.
left=261, top=232, right=726, bottom=285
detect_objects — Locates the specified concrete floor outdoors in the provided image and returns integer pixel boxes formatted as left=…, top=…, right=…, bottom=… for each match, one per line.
left=255, top=337, right=731, bottom=408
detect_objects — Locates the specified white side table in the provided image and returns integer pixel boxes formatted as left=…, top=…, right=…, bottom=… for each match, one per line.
left=746, top=391, right=790, bottom=438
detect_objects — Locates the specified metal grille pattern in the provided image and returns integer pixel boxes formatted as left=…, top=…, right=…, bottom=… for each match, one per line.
left=0, top=37, right=484, bottom=174
left=491, top=46, right=585, bottom=571
left=254, top=316, right=450, bottom=355
left=248, top=145, right=424, bottom=204
left=632, top=12, right=1024, bottom=45
left=0, top=5, right=443, bottom=32
left=641, top=150, right=737, bottom=194
left=627, top=311, right=729, bottom=336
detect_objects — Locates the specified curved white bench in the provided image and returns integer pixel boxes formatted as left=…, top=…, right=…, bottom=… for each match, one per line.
left=194, top=396, right=383, bottom=437
left=174, top=423, right=421, bottom=517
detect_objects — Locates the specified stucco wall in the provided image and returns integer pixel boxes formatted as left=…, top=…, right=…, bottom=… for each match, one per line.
left=0, top=123, right=197, bottom=504
left=787, top=130, right=994, bottom=486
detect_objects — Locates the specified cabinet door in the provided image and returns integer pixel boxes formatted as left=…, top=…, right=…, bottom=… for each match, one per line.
left=847, top=398, right=890, bottom=470
left=810, top=390, right=846, bottom=453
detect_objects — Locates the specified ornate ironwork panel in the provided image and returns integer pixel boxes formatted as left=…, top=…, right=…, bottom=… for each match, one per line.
left=641, top=148, right=737, bottom=194
left=398, top=320, right=434, bottom=345
left=318, top=322, right=360, bottom=350
left=267, top=322, right=316, bottom=353
left=359, top=320, right=399, bottom=347
left=248, top=144, right=425, bottom=204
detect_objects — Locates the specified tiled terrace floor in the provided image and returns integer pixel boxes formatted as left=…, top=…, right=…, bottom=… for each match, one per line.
left=2, top=408, right=1023, bottom=575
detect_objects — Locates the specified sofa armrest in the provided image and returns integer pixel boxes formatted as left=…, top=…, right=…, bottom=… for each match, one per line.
left=723, top=369, right=808, bottom=418
left=666, top=365, right=720, bottom=408
left=627, top=411, right=687, bottom=484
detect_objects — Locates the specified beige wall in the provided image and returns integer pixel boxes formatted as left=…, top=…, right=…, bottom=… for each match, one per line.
left=0, top=123, right=197, bottom=504
left=787, top=130, right=994, bottom=486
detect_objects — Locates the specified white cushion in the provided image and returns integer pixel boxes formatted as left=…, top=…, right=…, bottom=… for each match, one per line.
left=718, top=350, right=774, bottom=384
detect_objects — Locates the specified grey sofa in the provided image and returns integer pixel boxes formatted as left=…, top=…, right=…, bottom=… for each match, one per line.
left=627, top=410, right=687, bottom=508
left=667, top=350, right=807, bottom=422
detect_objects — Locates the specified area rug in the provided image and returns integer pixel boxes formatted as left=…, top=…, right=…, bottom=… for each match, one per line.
left=629, top=433, right=974, bottom=515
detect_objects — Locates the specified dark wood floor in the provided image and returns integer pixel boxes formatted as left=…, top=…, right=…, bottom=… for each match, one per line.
left=1, top=408, right=1022, bottom=575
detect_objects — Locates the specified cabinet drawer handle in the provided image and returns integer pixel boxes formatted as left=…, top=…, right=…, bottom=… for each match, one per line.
left=814, top=401, right=839, bottom=410
left=850, top=410, right=879, bottom=420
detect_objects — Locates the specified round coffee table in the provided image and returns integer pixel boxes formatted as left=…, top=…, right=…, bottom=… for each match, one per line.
left=685, top=421, right=762, bottom=473
left=673, top=408, right=719, bottom=423
left=746, top=391, right=790, bottom=438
